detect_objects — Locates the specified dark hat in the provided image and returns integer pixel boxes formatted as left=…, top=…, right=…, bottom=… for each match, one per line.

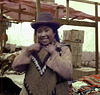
left=31, top=12, right=60, bottom=29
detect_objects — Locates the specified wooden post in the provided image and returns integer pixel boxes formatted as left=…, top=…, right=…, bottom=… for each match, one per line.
left=36, top=0, right=41, bottom=16
left=3, top=26, right=6, bottom=47
left=0, top=22, right=3, bottom=54
left=66, top=0, right=69, bottom=20
left=34, top=0, right=41, bottom=43
left=95, top=3, right=99, bottom=74
left=18, top=4, right=21, bottom=22
left=55, top=7, right=59, bottom=19
left=0, top=4, right=3, bottom=54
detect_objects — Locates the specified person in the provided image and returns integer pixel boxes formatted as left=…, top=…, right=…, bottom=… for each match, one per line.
left=12, top=12, right=72, bottom=95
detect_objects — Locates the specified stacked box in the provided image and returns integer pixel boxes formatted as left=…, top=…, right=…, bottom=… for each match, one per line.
left=63, top=29, right=84, bottom=67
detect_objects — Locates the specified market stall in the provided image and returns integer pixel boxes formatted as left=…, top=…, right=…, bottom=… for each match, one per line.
left=0, top=0, right=100, bottom=94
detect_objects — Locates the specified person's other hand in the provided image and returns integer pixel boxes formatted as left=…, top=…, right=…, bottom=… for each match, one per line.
left=45, top=44, right=56, bottom=54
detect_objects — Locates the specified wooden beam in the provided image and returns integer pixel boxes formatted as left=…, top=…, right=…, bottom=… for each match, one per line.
left=0, top=6, right=35, bottom=16
left=3, top=8, right=26, bottom=14
left=0, top=18, right=34, bottom=22
left=55, top=18, right=95, bottom=27
left=70, top=0, right=100, bottom=5
left=95, top=3, right=99, bottom=74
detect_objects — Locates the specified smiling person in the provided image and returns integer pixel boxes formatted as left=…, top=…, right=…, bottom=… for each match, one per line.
left=12, top=12, right=72, bottom=95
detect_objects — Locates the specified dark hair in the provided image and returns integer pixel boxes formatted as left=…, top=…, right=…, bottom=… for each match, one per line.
left=51, top=26, right=60, bottom=42
left=35, top=24, right=60, bottom=42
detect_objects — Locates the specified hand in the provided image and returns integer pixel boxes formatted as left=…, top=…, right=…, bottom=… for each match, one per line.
left=45, top=44, right=56, bottom=54
left=26, top=43, right=40, bottom=54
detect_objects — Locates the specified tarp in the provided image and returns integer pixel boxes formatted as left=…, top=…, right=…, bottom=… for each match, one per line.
left=0, top=0, right=100, bottom=21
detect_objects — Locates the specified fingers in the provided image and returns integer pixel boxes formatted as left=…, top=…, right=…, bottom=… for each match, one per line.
left=45, top=44, right=56, bottom=54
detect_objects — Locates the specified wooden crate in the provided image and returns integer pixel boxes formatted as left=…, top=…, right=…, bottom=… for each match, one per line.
left=72, top=55, right=82, bottom=67
left=63, top=29, right=84, bottom=67
left=71, top=43, right=82, bottom=55
left=63, top=40, right=83, bottom=67
left=63, top=29, right=84, bottom=43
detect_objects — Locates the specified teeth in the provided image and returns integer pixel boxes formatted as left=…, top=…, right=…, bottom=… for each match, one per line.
left=43, top=39, right=48, bottom=40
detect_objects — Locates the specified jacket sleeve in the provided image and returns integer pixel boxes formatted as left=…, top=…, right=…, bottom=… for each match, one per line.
left=46, top=46, right=73, bottom=79
left=12, top=50, right=32, bottom=72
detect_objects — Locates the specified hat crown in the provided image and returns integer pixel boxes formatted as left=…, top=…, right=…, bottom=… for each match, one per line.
left=31, top=12, right=60, bottom=29
left=36, top=12, right=54, bottom=22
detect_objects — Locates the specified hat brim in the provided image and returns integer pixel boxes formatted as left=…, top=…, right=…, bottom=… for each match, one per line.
left=31, top=22, right=60, bottom=29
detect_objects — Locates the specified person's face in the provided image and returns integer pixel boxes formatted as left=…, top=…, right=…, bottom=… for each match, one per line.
left=36, top=26, right=55, bottom=45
